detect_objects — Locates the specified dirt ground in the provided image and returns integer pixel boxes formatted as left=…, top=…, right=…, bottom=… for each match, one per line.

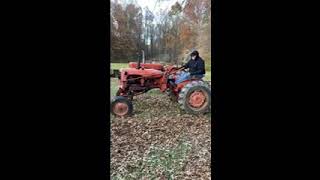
left=111, top=92, right=212, bottom=179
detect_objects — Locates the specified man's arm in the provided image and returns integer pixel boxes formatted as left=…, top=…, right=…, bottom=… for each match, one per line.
left=182, top=60, right=190, bottom=69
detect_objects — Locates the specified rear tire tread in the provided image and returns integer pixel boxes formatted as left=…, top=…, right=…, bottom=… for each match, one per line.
left=178, top=81, right=211, bottom=114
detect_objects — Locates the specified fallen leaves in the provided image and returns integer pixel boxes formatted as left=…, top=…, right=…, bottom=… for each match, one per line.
left=111, top=92, right=212, bottom=179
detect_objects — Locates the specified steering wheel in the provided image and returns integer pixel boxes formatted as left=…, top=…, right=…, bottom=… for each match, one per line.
left=178, top=66, right=187, bottom=73
left=166, top=66, right=186, bottom=77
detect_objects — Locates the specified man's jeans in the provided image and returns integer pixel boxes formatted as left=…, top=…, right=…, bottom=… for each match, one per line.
left=191, top=74, right=205, bottom=79
left=175, top=72, right=204, bottom=84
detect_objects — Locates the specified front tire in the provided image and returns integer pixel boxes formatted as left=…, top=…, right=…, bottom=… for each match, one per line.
left=111, top=96, right=133, bottom=117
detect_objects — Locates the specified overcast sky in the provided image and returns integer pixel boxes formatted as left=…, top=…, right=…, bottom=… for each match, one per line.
left=138, top=0, right=183, bottom=23
left=136, top=0, right=174, bottom=12
left=114, top=0, right=181, bottom=23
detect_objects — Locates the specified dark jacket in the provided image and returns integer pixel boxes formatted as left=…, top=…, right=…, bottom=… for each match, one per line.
left=183, top=56, right=205, bottom=75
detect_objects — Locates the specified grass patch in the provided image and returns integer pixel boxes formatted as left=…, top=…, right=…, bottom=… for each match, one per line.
left=111, top=63, right=129, bottom=70
left=205, top=63, right=211, bottom=72
left=204, top=71, right=211, bottom=81
left=144, top=140, right=192, bottom=179
left=113, top=139, right=192, bottom=180
left=111, top=78, right=118, bottom=97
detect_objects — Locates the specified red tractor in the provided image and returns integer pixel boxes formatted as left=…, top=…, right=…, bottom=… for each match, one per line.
left=111, top=60, right=211, bottom=117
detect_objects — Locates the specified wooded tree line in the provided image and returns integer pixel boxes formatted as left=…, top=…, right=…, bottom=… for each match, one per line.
left=111, top=0, right=211, bottom=64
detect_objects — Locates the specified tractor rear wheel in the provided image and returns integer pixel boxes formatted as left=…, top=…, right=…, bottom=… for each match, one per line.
left=178, top=81, right=211, bottom=115
left=111, top=96, right=133, bottom=117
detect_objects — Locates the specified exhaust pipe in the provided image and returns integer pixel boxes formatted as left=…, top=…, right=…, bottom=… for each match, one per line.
left=142, top=50, right=145, bottom=63
left=137, top=50, right=141, bottom=69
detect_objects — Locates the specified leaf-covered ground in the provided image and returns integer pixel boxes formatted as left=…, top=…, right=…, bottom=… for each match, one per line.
left=111, top=91, right=212, bottom=179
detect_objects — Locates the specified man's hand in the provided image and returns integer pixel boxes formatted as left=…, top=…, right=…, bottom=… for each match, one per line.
left=179, top=66, right=185, bottom=70
left=178, top=65, right=186, bottom=70
left=177, top=66, right=187, bottom=73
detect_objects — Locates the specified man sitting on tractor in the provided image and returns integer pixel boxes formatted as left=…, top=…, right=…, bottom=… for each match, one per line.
left=175, top=50, right=206, bottom=84
left=111, top=49, right=211, bottom=117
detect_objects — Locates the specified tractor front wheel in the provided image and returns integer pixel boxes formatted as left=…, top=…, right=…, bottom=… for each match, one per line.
left=111, top=96, right=133, bottom=117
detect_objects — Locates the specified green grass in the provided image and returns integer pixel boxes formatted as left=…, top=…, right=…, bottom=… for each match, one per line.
left=143, top=140, right=192, bottom=179
left=111, top=63, right=129, bottom=70
left=113, top=139, right=192, bottom=180
left=204, top=71, right=211, bottom=81
left=111, top=78, right=119, bottom=97
left=205, top=63, right=211, bottom=72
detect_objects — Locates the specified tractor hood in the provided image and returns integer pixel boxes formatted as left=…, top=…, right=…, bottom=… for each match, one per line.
left=128, top=62, right=164, bottom=71
left=120, top=68, right=163, bottom=78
